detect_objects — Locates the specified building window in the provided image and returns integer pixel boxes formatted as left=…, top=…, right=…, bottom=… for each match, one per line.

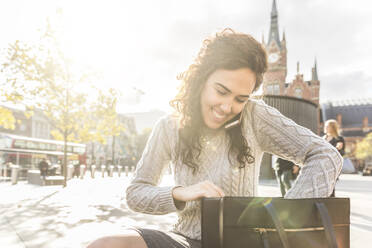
left=267, top=84, right=280, bottom=95
left=294, top=88, right=302, bottom=98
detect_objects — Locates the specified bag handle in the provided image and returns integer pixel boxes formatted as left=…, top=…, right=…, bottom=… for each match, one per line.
left=219, top=198, right=224, bottom=248
left=263, top=201, right=339, bottom=248
left=315, top=202, right=339, bottom=248
left=263, top=202, right=291, bottom=248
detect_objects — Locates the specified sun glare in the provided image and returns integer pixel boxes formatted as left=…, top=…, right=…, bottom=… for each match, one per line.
left=51, top=0, right=179, bottom=113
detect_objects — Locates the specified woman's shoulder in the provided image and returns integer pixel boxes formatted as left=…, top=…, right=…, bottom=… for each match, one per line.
left=155, top=113, right=180, bottom=132
left=242, top=98, right=275, bottom=119
left=245, top=98, right=266, bottom=108
left=240, top=99, right=268, bottom=134
left=244, top=98, right=277, bottom=113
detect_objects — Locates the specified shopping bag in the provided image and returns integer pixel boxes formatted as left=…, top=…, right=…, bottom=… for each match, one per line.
left=201, top=197, right=349, bottom=248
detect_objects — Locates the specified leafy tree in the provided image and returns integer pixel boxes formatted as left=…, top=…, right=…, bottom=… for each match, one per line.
left=0, top=107, right=17, bottom=130
left=79, top=88, right=125, bottom=164
left=1, top=20, right=123, bottom=187
left=355, top=133, right=372, bottom=161
left=0, top=40, right=37, bottom=129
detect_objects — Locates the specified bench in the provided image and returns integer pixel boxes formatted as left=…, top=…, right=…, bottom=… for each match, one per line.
left=27, top=170, right=64, bottom=186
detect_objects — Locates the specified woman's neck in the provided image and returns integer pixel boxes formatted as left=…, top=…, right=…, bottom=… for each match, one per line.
left=201, top=125, right=224, bottom=137
left=326, top=133, right=337, bottom=138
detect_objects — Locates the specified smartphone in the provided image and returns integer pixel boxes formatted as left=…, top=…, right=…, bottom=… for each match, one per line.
left=224, top=112, right=242, bottom=130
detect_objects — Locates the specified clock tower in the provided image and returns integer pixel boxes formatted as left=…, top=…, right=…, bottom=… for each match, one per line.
left=262, top=0, right=287, bottom=95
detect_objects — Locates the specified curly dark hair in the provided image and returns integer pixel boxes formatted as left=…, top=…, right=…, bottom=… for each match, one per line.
left=170, top=28, right=267, bottom=173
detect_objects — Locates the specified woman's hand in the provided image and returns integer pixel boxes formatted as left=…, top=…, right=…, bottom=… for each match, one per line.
left=292, top=165, right=300, bottom=174
left=336, top=142, right=343, bottom=150
left=172, top=180, right=225, bottom=203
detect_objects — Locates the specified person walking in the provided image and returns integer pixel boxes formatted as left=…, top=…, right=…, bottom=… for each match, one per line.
left=87, top=29, right=342, bottom=248
left=323, top=119, right=345, bottom=197
left=39, top=158, right=48, bottom=180
left=274, top=157, right=297, bottom=196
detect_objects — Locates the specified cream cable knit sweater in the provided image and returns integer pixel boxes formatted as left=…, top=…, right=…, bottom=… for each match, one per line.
left=126, top=99, right=343, bottom=240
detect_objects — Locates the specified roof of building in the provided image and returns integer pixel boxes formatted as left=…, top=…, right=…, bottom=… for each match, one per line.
left=321, top=98, right=372, bottom=130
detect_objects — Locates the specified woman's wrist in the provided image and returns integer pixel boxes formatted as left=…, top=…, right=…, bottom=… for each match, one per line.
left=172, top=186, right=186, bottom=210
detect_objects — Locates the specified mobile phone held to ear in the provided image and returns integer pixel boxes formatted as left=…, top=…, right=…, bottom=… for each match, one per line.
left=224, top=112, right=242, bottom=130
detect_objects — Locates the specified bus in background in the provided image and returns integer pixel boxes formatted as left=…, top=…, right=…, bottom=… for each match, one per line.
left=0, top=132, right=86, bottom=180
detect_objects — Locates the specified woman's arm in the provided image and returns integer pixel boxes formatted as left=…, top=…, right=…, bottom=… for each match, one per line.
left=245, top=100, right=343, bottom=198
left=125, top=116, right=181, bottom=215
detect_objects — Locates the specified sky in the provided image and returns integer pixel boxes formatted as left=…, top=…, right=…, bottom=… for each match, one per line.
left=0, top=0, right=371, bottom=113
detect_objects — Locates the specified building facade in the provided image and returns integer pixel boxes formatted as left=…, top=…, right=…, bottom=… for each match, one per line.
left=0, top=106, right=51, bottom=139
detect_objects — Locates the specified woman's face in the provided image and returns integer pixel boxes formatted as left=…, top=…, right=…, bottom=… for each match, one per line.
left=325, top=123, right=332, bottom=135
left=200, top=68, right=256, bottom=129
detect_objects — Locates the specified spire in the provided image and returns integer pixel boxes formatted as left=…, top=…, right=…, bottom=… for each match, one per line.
left=312, top=58, right=319, bottom=81
left=272, top=0, right=278, bottom=15
left=282, top=30, right=286, bottom=41
left=268, top=0, right=281, bottom=48
left=297, top=61, right=300, bottom=74
left=262, top=33, right=265, bottom=44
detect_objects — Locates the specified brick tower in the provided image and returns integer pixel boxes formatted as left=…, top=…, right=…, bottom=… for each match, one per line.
left=262, top=0, right=287, bottom=95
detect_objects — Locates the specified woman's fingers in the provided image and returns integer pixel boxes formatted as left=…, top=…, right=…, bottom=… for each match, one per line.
left=202, top=181, right=225, bottom=197
left=172, top=181, right=225, bottom=202
left=206, top=181, right=225, bottom=197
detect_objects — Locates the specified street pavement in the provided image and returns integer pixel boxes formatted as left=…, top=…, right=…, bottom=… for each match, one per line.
left=1, top=172, right=371, bottom=248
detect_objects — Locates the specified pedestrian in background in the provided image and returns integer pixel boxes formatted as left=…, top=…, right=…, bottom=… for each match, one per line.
left=323, top=119, right=345, bottom=197
left=73, top=161, right=81, bottom=178
left=39, top=158, right=48, bottom=180
left=274, top=157, right=299, bottom=196
left=87, top=29, right=342, bottom=248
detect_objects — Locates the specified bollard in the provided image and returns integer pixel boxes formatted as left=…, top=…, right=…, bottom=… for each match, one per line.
left=109, top=165, right=114, bottom=177
left=125, top=166, right=129, bottom=177
left=67, top=164, right=74, bottom=179
left=80, top=164, right=86, bottom=179
left=101, top=165, right=106, bottom=178
left=117, top=166, right=122, bottom=177
left=0, top=164, right=6, bottom=181
left=91, top=165, right=96, bottom=179
left=11, top=165, right=19, bottom=185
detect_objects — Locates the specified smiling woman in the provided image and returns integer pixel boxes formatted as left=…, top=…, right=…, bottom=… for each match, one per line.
left=86, top=29, right=343, bottom=248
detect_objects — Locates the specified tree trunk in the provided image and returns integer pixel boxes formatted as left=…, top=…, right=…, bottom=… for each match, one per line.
left=112, top=136, right=115, bottom=164
left=63, top=132, right=67, bottom=187
left=91, top=142, right=95, bottom=164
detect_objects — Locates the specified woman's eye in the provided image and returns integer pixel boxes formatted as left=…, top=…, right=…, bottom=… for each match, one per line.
left=216, top=89, right=226, bottom=95
left=236, top=98, right=245, bottom=103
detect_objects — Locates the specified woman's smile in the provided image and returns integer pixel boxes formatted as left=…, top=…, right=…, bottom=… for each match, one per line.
left=211, top=107, right=228, bottom=122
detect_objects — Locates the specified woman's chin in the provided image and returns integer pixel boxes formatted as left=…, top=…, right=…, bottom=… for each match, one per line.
left=204, top=119, right=225, bottom=130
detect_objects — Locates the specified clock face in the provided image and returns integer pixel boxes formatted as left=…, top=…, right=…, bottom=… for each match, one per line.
left=268, top=53, right=280, bottom=63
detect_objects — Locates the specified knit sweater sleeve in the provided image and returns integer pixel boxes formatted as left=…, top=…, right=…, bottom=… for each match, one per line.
left=125, top=116, right=179, bottom=214
left=245, top=100, right=343, bottom=198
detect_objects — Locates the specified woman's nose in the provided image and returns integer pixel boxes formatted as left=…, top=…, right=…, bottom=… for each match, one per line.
left=220, top=103, right=232, bottom=114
